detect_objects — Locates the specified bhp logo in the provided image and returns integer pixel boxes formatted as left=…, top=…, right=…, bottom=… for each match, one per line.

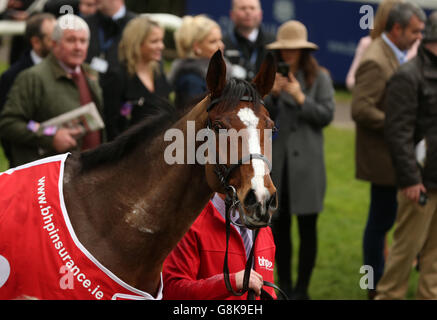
left=258, top=256, right=273, bottom=271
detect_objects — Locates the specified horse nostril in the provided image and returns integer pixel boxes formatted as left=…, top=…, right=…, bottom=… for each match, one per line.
left=268, top=192, right=278, bottom=211
left=244, top=189, right=258, bottom=208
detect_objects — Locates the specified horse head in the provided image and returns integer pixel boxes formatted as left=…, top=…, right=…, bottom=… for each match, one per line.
left=205, top=50, right=278, bottom=229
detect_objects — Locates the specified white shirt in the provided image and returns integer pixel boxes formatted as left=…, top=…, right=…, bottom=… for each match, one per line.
left=112, top=5, right=126, bottom=20
left=57, top=59, right=81, bottom=75
left=247, top=28, right=259, bottom=43
left=382, top=32, right=408, bottom=65
left=30, top=50, right=43, bottom=65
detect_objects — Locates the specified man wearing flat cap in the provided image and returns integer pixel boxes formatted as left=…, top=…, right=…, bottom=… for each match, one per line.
left=376, top=11, right=437, bottom=300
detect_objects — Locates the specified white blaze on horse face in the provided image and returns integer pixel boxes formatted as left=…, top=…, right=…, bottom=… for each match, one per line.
left=237, top=107, right=269, bottom=203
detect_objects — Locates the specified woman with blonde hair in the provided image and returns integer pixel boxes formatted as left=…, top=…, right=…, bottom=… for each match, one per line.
left=345, top=0, right=418, bottom=90
left=108, top=16, right=171, bottom=138
left=168, top=15, right=230, bottom=111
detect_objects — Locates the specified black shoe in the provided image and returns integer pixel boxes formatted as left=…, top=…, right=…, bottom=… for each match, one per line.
left=278, top=283, right=293, bottom=300
left=291, top=291, right=310, bottom=300
left=368, top=289, right=377, bottom=300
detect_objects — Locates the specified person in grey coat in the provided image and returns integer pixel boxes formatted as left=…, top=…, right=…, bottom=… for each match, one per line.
left=265, top=20, right=335, bottom=300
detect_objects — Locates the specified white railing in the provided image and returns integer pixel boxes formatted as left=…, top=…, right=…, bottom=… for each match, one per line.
left=0, top=12, right=182, bottom=36
left=339, top=0, right=437, bottom=9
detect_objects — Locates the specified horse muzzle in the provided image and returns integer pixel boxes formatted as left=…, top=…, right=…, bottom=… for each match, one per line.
left=242, top=189, right=277, bottom=229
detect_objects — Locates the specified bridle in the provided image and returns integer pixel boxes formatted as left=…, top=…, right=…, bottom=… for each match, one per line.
left=206, top=94, right=272, bottom=227
left=206, top=95, right=288, bottom=300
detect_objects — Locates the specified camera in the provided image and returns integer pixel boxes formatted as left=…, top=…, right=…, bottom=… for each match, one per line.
left=277, top=62, right=290, bottom=77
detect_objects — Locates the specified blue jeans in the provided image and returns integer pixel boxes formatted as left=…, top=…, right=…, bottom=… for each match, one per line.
left=363, top=184, right=398, bottom=287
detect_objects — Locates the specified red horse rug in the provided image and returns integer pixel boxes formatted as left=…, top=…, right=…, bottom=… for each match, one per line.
left=0, top=154, right=162, bottom=300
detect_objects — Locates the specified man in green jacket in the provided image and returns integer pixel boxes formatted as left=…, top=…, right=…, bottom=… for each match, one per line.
left=0, top=14, right=103, bottom=168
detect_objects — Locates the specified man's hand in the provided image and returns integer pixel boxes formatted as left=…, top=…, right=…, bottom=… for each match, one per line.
left=52, top=127, right=83, bottom=152
left=234, top=269, right=263, bottom=296
left=401, top=183, right=427, bottom=204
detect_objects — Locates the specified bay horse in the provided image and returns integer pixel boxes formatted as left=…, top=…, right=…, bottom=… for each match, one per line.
left=0, top=50, right=277, bottom=299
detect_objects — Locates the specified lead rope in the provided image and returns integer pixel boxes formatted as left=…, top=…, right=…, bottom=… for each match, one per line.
left=223, top=191, right=257, bottom=297
left=207, top=95, right=287, bottom=299
left=222, top=188, right=289, bottom=300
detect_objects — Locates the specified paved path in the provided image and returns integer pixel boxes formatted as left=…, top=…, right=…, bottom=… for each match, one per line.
left=333, top=99, right=354, bottom=129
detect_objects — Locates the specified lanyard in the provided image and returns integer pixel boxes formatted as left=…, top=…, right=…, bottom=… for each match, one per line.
left=229, top=31, right=259, bottom=67
left=98, top=27, right=115, bottom=56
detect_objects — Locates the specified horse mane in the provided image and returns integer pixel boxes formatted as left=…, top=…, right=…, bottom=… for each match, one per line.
left=79, top=77, right=261, bottom=172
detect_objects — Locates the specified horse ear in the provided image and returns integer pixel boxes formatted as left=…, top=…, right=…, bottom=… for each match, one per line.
left=252, top=52, right=277, bottom=97
left=206, top=50, right=227, bottom=99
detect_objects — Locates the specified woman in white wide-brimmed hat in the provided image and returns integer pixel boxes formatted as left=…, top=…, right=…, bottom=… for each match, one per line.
left=265, top=20, right=335, bottom=300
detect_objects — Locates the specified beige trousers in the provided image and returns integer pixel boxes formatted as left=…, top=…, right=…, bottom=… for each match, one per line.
left=376, top=190, right=437, bottom=300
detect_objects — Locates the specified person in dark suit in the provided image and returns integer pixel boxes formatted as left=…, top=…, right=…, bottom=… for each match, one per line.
left=223, top=0, right=275, bottom=81
left=0, top=12, right=56, bottom=164
left=43, top=0, right=79, bottom=17
left=84, top=0, right=136, bottom=140
left=0, top=13, right=56, bottom=109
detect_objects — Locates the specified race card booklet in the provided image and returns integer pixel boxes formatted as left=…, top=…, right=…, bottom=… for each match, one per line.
left=35, top=102, right=105, bottom=136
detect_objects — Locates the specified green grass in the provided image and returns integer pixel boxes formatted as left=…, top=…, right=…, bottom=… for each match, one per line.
left=0, top=146, right=9, bottom=172
left=283, top=125, right=420, bottom=300
left=0, top=62, right=8, bottom=75
left=305, top=125, right=369, bottom=299
left=0, top=62, right=10, bottom=171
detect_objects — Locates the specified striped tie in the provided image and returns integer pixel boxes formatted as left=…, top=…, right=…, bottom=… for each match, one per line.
left=238, top=217, right=253, bottom=259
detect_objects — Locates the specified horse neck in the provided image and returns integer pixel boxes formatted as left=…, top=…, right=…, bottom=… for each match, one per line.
left=65, top=96, right=214, bottom=293
left=135, top=95, right=214, bottom=255
left=107, top=95, right=214, bottom=245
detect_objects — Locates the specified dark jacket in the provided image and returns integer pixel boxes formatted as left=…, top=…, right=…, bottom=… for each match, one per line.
left=109, top=64, right=172, bottom=138
left=0, top=51, right=34, bottom=111
left=385, top=45, right=437, bottom=190
left=85, top=10, right=136, bottom=140
left=0, top=54, right=103, bottom=167
left=0, top=51, right=34, bottom=164
left=168, top=58, right=233, bottom=112
left=85, top=10, right=137, bottom=71
left=168, top=58, right=210, bottom=111
left=265, top=69, right=335, bottom=214
left=351, top=37, right=400, bottom=186
left=223, top=27, right=275, bottom=81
